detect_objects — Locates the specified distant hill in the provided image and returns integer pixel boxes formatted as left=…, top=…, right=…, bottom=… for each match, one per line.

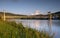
left=52, top=11, right=60, bottom=15
left=0, top=11, right=60, bottom=19
left=0, top=12, right=27, bottom=16
left=0, top=11, right=60, bottom=16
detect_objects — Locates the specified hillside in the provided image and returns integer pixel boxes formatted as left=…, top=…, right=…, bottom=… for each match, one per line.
left=0, top=12, right=26, bottom=16
left=53, top=11, right=60, bottom=14
left=0, top=11, right=60, bottom=19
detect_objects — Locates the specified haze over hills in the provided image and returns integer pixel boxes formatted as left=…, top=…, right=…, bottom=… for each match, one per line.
left=0, top=11, right=60, bottom=15
left=0, top=11, right=60, bottom=19
left=0, top=12, right=27, bottom=16
left=0, top=11, right=60, bottom=16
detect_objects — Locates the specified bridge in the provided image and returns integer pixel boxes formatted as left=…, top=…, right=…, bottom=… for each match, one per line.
left=0, top=11, right=60, bottom=21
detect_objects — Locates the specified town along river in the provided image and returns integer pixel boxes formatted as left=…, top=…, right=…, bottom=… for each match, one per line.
left=7, top=19, right=60, bottom=38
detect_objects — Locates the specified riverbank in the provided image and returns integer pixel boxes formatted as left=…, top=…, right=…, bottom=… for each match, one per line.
left=0, top=20, right=54, bottom=38
left=6, top=18, right=60, bottom=20
left=20, top=18, right=60, bottom=20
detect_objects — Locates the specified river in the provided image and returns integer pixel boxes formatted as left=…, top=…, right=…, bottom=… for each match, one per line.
left=7, top=19, right=60, bottom=38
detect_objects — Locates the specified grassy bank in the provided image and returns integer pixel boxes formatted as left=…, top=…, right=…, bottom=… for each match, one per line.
left=0, top=20, right=53, bottom=38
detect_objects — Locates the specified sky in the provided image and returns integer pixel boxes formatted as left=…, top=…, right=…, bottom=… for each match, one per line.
left=0, top=0, right=60, bottom=15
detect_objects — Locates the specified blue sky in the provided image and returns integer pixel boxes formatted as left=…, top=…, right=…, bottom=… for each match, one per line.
left=0, top=0, right=60, bottom=15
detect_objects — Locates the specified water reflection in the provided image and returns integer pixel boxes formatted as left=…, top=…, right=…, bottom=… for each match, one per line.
left=7, top=19, right=60, bottom=38
left=32, top=20, right=40, bottom=30
left=48, top=19, right=52, bottom=34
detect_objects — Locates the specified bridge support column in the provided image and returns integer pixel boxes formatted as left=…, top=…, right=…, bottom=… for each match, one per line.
left=3, top=10, right=6, bottom=21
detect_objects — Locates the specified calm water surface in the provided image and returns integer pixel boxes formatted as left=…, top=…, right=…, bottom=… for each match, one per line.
left=7, top=19, right=60, bottom=38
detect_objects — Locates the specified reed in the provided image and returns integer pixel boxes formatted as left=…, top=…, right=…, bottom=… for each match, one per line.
left=0, top=20, right=54, bottom=38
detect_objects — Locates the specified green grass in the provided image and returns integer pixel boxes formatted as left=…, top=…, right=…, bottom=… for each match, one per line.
left=0, top=20, right=54, bottom=38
